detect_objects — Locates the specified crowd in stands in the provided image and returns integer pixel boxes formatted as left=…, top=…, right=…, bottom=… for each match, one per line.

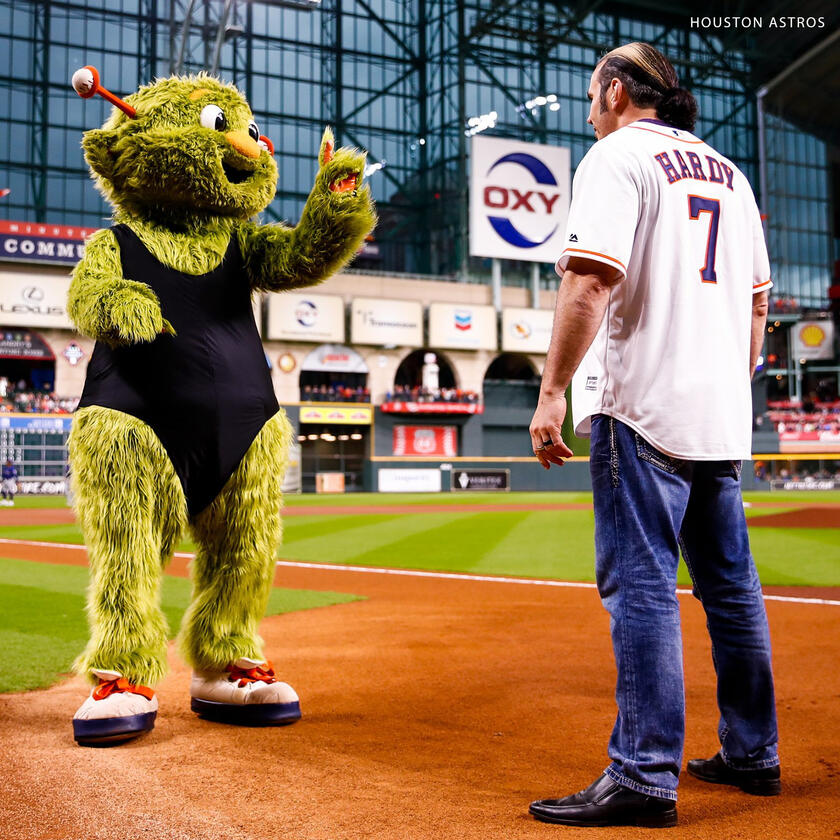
left=385, top=384, right=481, bottom=404
left=753, top=461, right=840, bottom=482
left=0, top=379, right=78, bottom=414
left=768, top=296, right=800, bottom=314
left=301, top=384, right=371, bottom=403
left=761, top=398, right=840, bottom=436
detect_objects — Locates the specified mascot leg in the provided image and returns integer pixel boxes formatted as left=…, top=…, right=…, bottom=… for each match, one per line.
left=69, top=406, right=186, bottom=746
left=182, top=410, right=301, bottom=726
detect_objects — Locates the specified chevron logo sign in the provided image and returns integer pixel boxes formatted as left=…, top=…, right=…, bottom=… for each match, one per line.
left=454, top=310, right=472, bottom=331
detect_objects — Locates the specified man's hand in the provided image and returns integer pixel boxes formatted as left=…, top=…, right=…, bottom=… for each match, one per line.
left=530, top=394, right=574, bottom=469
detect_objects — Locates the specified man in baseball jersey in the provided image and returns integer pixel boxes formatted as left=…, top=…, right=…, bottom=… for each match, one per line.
left=527, top=42, right=779, bottom=828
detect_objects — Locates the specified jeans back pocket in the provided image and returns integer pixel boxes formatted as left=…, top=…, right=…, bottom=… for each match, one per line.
left=634, top=434, right=687, bottom=474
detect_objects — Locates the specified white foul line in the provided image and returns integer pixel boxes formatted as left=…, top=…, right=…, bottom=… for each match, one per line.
left=2, top=537, right=838, bottom=607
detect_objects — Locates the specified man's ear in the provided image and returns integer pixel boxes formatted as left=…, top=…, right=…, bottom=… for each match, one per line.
left=81, top=128, right=120, bottom=182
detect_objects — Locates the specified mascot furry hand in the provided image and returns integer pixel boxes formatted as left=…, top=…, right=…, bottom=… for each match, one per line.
left=67, top=67, right=376, bottom=746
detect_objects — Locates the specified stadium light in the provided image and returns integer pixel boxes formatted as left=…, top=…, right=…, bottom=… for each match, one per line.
left=350, top=433, right=363, bottom=440
left=465, top=110, right=498, bottom=137
left=517, top=93, right=560, bottom=118
left=363, top=159, right=387, bottom=178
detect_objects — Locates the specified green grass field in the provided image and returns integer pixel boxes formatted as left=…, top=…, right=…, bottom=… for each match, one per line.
left=1, top=491, right=837, bottom=692
left=0, top=556, right=359, bottom=693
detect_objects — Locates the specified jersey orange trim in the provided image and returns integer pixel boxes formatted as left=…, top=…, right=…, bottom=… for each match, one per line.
left=628, top=125, right=705, bottom=144
left=561, top=247, right=627, bottom=273
left=753, top=278, right=773, bottom=291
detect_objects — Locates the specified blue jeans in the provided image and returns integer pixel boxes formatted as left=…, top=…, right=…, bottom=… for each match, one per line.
left=590, top=415, right=778, bottom=800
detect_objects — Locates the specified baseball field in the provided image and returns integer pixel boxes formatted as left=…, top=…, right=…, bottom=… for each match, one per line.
left=1, top=490, right=838, bottom=839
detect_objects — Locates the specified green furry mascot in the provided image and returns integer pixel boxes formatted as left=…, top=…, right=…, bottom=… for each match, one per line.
left=67, top=67, right=375, bottom=746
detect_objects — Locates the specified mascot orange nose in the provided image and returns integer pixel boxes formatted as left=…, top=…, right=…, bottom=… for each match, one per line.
left=225, top=131, right=261, bottom=159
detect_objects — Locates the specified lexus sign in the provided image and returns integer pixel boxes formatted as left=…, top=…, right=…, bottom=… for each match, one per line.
left=470, top=136, right=570, bottom=263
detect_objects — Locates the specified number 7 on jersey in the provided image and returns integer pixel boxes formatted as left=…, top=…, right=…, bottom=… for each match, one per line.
left=688, top=195, right=720, bottom=284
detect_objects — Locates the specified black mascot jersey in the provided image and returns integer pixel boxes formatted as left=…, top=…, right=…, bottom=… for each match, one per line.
left=77, top=224, right=279, bottom=517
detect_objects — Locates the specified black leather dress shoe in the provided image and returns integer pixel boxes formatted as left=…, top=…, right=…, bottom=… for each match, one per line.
left=687, top=752, right=781, bottom=796
left=529, top=773, right=677, bottom=828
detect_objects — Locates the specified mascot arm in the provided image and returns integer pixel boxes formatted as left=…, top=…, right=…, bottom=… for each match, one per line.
left=239, top=128, right=377, bottom=292
left=68, top=228, right=174, bottom=345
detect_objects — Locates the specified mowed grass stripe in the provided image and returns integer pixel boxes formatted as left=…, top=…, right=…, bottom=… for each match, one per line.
left=280, top=512, right=461, bottom=564
left=747, top=529, right=840, bottom=586
left=346, top=510, right=526, bottom=572
left=477, top=509, right=596, bottom=579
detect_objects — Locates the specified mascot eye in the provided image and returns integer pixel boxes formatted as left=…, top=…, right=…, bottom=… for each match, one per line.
left=248, top=121, right=260, bottom=142
left=200, top=104, right=227, bottom=132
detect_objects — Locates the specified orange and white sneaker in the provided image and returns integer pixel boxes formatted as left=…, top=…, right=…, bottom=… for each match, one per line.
left=190, top=658, right=300, bottom=726
left=72, top=668, right=158, bottom=746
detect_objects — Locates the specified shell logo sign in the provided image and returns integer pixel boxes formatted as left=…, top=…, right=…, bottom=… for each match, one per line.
left=470, top=136, right=570, bottom=263
left=799, top=324, right=825, bottom=347
left=793, top=320, right=834, bottom=361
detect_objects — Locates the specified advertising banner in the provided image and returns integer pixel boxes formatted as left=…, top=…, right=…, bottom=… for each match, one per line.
left=0, top=414, right=73, bottom=432
left=267, top=292, right=345, bottom=343
left=451, top=469, right=510, bottom=491
left=0, top=220, right=94, bottom=266
left=351, top=297, right=423, bottom=346
left=0, top=330, right=55, bottom=360
left=299, top=405, right=372, bottom=425
left=378, top=468, right=442, bottom=493
left=792, top=320, right=835, bottom=361
left=300, top=343, right=368, bottom=374
left=501, top=306, right=554, bottom=353
left=470, top=136, right=570, bottom=263
left=0, top=267, right=73, bottom=328
left=393, top=425, right=457, bottom=457
left=428, top=302, right=497, bottom=351
left=770, top=478, right=840, bottom=491
left=381, top=401, right=483, bottom=415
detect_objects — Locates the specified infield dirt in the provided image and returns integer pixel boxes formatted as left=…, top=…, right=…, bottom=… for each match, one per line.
left=1, top=539, right=839, bottom=840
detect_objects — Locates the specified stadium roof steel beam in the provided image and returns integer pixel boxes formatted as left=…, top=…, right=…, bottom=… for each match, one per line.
left=29, top=0, right=49, bottom=223
left=139, top=0, right=158, bottom=86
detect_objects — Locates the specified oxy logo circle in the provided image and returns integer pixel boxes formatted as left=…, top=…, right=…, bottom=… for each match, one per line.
left=295, top=300, right=318, bottom=327
left=483, top=152, right=561, bottom=248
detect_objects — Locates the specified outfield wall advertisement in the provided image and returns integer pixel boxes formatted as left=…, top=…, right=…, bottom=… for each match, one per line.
left=378, top=468, right=442, bottom=493
left=428, top=303, right=497, bottom=351
left=501, top=306, right=554, bottom=353
left=267, top=293, right=345, bottom=343
left=351, top=298, right=423, bottom=346
left=0, top=268, right=73, bottom=329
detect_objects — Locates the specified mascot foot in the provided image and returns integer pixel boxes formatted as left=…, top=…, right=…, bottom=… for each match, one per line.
left=190, top=658, right=301, bottom=726
left=73, top=669, right=158, bottom=746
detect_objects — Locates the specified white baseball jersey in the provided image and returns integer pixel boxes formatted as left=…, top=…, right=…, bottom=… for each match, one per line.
left=558, top=118, right=772, bottom=460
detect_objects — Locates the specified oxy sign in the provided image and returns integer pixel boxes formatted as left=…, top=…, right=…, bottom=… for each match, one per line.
left=470, top=136, right=570, bottom=263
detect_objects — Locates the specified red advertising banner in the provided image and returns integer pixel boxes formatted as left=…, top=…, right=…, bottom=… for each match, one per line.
left=393, top=425, right=457, bottom=457
left=1, top=219, right=98, bottom=264
left=382, top=401, right=483, bottom=415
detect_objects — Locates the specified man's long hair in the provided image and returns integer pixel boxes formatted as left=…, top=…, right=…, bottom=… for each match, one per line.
left=598, top=42, right=698, bottom=132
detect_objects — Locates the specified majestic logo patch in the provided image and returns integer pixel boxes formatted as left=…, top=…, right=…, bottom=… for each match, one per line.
left=568, top=233, right=578, bottom=242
